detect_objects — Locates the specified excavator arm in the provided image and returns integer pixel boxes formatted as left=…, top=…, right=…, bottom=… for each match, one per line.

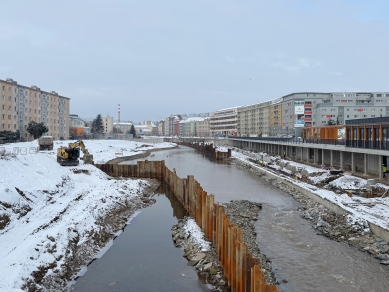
left=57, top=140, right=94, bottom=166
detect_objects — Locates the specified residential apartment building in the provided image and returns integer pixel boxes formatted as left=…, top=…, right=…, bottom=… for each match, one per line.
left=210, top=107, right=239, bottom=137
left=178, top=117, right=204, bottom=137
left=158, top=120, right=165, bottom=136
left=164, top=115, right=182, bottom=136
left=0, top=78, right=70, bottom=140
left=196, top=117, right=210, bottom=137
left=102, top=115, right=113, bottom=137
left=113, top=122, right=133, bottom=133
left=237, top=101, right=271, bottom=137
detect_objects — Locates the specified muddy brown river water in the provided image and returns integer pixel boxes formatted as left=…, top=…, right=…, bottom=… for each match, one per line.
left=74, top=146, right=389, bottom=292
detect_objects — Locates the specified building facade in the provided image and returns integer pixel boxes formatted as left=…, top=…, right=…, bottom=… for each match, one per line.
left=196, top=117, right=210, bottom=137
left=237, top=101, right=271, bottom=137
left=178, top=117, right=204, bottom=137
left=210, top=107, right=239, bottom=136
left=0, top=78, right=70, bottom=140
left=102, top=115, right=114, bottom=137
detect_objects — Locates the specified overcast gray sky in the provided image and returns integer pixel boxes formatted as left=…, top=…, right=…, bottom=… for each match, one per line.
left=1, top=0, right=388, bottom=122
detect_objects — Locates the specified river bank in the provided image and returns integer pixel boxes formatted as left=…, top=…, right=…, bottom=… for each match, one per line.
left=231, top=155, right=389, bottom=267
left=0, top=140, right=177, bottom=291
left=171, top=200, right=277, bottom=292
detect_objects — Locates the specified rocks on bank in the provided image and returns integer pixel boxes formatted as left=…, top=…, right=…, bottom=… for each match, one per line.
left=232, top=156, right=389, bottom=266
left=171, top=200, right=278, bottom=291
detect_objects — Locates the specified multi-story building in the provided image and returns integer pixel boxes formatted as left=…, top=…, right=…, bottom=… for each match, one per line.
left=164, top=115, right=182, bottom=136
left=196, top=117, right=210, bottom=137
left=178, top=117, right=205, bottom=137
left=269, top=99, right=282, bottom=135
left=237, top=101, right=271, bottom=137
left=102, top=115, right=113, bottom=137
left=0, top=78, right=70, bottom=140
left=210, top=107, right=239, bottom=137
left=113, top=122, right=133, bottom=134
left=158, top=120, right=165, bottom=136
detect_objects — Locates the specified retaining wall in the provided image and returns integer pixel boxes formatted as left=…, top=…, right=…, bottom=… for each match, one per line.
left=177, top=142, right=231, bottom=160
left=94, top=160, right=278, bottom=292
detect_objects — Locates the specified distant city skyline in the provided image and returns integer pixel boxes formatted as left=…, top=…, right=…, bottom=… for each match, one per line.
left=1, top=0, right=388, bottom=122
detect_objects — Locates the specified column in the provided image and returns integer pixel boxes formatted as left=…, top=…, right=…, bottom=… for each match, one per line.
left=378, top=154, right=383, bottom=179
left=300, top=147, right=303, bottom=161
left=330, top=150, right=333, bottom=167
left=321, top=149, right=325, bottom=166
left=351, top=152, right=355, bottom=173
left=314, top=148, right=318, bottom=164
left=306, top=147, right=310, bottom=163
left=340, top=151, right=344, bottom=170
left=364, top=153, right=368, bottom=175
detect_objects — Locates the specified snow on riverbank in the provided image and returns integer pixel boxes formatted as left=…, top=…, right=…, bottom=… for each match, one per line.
left=0, top=139, right=176, bottom=291
left=231, top=149, right=389, bottom=232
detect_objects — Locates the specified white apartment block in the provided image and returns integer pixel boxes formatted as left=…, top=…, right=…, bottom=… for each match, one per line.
left=237, top=101, right=271, bottom=137
left=102, top=115, right=114, bottom=137
left=196, top=117, right=210, bottom=137
left=113, top=122, right=133, bottom=133
left=210, top=107, right=239, bottom=137
left=0, top=78, right=70, bottom=140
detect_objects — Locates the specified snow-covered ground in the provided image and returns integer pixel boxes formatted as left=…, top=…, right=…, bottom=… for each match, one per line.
left=0, top=139, right=176, bottom=291
left=231, top=149, right=389, bottom=232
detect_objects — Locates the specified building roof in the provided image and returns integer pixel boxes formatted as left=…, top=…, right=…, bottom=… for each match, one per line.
left=179, top=117, right=205, bottom=123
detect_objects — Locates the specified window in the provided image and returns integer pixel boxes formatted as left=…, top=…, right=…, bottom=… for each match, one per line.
left=2, top=95, right=4, bottom=100
left=8, top=115, right=11, bottom=120
left=2, top=114, right=4, bottom=119
left=2, top=86, right=4, bottom=90
left=8, top=124, right=10, bottom=129
left=386, top=94, right=389, bottom=97
left=371, top=115, right=376, bottom=117
left=377, top=94, right=382, bottom=97
left=1, top=105, right=3, bottom=110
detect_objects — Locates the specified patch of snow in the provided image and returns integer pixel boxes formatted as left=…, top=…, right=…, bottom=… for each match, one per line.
left=183, top=218, right=210, bottom=251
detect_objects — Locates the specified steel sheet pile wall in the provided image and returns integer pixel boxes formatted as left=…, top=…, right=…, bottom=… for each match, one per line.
left=178, top=142, right=231, bottom=160
left=95, top=160, right=277, bottom=292
left=94, top=160, right=165, bottom=179
left=164, top=166, right=278, bottom=292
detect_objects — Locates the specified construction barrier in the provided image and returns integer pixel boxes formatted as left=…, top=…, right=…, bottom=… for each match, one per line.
left=94, top=161, right=278, bottom=292
left=177, top=142, right=231, bottom=160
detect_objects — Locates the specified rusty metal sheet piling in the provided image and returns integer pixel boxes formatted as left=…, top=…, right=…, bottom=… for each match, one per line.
left=94, top=160, right=278, bottom=292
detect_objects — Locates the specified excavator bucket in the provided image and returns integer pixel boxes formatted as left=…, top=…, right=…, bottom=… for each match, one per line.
left=83, top=154, right=94, bottom=165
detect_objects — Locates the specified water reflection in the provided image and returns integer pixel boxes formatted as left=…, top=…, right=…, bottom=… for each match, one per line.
left=72, top=184, right=208, bottom=292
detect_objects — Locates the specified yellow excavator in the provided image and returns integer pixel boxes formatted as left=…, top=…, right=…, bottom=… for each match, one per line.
left=57, top=140, right=94, bottom=166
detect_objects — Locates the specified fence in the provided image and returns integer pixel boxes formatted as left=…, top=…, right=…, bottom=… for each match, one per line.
left=177, top=142, right=231, bottom=160
left=94, top=161, right=278, bottom=292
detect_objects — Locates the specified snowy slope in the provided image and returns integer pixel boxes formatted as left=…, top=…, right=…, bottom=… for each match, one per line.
left=0, top=139, right=176, bottom=291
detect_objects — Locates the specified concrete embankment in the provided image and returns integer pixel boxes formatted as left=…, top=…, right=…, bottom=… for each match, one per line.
left=232, top=157, right=389, bottom=266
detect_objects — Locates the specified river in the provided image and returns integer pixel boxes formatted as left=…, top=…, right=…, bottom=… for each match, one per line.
left=75, top=145, right=389, bottom=292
